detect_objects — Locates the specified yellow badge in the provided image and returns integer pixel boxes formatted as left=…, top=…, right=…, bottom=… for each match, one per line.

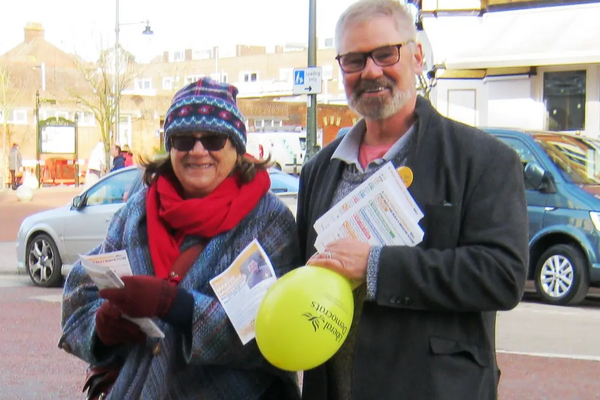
left=397, top=166, right=414, bottom=188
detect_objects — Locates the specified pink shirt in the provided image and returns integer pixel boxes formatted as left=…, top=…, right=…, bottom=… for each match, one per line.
left=358, top=142, right=394, bottom=170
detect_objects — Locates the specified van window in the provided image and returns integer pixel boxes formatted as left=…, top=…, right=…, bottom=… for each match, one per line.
left=533, top=133, right=600, bottom=185
left=498, top=136, right=537, bottom=190
left=299, top=137, right=307, bottom=151
left=498, top=137, right=536, bottom=165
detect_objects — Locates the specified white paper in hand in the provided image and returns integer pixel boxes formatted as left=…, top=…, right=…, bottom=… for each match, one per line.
left=80, top=250, right=165, bottom=339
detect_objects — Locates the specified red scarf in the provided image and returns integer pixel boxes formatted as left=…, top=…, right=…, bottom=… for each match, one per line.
left=146, top=170, right=270, bottom=279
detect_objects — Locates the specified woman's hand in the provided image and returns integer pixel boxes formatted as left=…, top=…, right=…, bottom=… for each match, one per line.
left=99, top=276, right=177, bottom=319
left=95, top=301, right=146, bottom=346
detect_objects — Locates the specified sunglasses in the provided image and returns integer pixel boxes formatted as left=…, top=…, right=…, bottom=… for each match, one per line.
left=170, top=134, right=228, bottom=152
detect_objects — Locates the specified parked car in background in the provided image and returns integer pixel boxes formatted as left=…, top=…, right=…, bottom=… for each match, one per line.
left=483, top=128, right=600, bottom=305
left=16, top=166, right=299, bottom=287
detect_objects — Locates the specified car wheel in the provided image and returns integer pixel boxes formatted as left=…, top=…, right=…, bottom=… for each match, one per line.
left=534, top=244, right=589, bottom=306
left=26, top=233, right=63, bottom=287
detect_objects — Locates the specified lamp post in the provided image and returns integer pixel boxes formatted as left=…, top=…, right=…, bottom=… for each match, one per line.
left=114, top=0, right=153, bottom=144
left=305, top=0, right=318, bottom=162
left=34, top=90, right=56, bottom=186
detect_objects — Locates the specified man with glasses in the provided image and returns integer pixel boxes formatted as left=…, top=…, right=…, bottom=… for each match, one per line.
left=297, top=1, right=528, bottom=399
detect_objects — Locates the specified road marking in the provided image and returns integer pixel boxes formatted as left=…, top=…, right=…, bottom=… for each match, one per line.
left=0, top=275, right=30, bottom=288
left=501, top=303, right=600, bottom=318
left=498, top=350, right=600, bottom=362
left=32, top=294, right=63, bottom=303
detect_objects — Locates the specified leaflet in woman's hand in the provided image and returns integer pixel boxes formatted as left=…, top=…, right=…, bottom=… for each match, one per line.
left=209, top=239, right=277, bottom=345
left=80, top=250, right=165, bottom=339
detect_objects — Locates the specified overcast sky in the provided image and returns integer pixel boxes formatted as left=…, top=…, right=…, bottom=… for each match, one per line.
left=0, top=0, right=361, bottom=62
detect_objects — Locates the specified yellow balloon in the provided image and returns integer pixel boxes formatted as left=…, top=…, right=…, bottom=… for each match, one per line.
left=255, top=265, right=354, bottom=371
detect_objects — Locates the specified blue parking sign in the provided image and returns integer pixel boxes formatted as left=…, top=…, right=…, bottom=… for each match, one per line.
left=294, top=70, right=305, bottom=85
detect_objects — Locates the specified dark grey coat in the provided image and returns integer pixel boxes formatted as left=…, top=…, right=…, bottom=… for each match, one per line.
left=297, top=96, right=528, bottom=400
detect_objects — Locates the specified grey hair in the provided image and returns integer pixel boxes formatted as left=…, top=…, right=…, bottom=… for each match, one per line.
left=334, top=0, right=418, bottom=53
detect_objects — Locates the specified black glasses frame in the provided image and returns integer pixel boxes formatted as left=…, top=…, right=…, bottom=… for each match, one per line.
left=169, top=134, right=229, bottom=152
left=335, top=41, right=414, bottom=73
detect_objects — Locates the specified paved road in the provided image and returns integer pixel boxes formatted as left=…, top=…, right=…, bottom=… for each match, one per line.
left=2, top=274, right=600, bottom=400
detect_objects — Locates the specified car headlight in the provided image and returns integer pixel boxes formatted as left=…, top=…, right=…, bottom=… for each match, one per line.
left=590, top=212, right=600, bottom=231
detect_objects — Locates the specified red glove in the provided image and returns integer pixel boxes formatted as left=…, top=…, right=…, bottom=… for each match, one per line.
left=99, top=276, right=177, bottom=319
left=95, top=301, right=146, bottom=346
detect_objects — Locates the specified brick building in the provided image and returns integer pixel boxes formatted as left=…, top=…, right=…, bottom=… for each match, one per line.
left=0, top=23, right=356, bottom=187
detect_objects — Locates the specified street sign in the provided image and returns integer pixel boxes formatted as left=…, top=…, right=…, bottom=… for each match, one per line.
left=293, top=67, right=322, bottom=95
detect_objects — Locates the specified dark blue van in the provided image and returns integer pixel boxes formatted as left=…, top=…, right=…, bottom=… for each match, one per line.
left=483, top=128, right=600, bottom=305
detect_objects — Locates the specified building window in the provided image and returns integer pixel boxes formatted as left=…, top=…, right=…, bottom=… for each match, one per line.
left=171, top=51, right=185, bottom=62
left=322, top=65, right=333, bottom=81
left=210, top=72, right=228, bottom=83
left=77, top=112, right=95, bottom=126
left=544, top=70, right=586, bottom=131
left=279, top=68, right=293, bottom=82
left=6, top=110, right=27, bottom=124
left=241, top=72, right=259, bottom=82
left=192, top=49, right=213, bottom=60
left=185, top=75, right=204, bottom=85
left=162, top=76, right=180, bottom=90
left=136, top=78, right=152, bottom=90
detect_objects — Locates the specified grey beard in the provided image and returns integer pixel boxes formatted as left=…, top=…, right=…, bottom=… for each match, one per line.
left=348, top=87, right=414, bottom=120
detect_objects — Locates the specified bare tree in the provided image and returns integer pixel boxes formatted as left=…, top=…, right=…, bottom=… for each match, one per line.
left=68, top=46, right=137, bottom=170
left=0, top=64, right=26, bottom=189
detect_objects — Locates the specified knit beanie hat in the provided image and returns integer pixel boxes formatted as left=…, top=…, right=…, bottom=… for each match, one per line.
left=164, top=78, right=247, bottom=153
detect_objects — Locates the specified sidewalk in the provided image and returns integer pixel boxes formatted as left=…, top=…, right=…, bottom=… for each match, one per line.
left=0, top=186, right=81, bottom=274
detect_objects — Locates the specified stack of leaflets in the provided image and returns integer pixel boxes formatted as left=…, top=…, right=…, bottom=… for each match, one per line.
left=314, top=162, right=424, bottom=252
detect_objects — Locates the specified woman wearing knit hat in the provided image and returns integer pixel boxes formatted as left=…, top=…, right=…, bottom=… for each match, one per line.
left=59, top=78, right=302, bottom=400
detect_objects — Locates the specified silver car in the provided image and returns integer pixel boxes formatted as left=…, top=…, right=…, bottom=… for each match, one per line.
left=15, top=166, right=299, bottom=287
left=16, top=167, right=144, bottom=287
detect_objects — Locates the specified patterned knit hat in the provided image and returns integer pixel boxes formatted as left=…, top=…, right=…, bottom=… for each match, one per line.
left=164, top=78, right=247, bottom=153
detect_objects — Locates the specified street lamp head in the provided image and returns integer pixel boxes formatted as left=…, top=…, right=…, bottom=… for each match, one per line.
left=142, top=21, right=153, bottom=35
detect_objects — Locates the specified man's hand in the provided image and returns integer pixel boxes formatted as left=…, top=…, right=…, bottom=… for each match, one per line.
left=307, top=238, right=370, bottom=281
left=99, top=276, right=177, bottom=319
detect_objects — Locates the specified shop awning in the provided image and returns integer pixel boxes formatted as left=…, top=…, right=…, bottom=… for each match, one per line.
left=423, top=3, right=600, bottom=69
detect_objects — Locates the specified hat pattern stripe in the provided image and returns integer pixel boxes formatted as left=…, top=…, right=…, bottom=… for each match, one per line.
left=166, top=96, right=243, bottom=120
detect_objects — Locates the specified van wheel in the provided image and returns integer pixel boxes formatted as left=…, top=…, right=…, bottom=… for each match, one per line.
left=26, top=233, right=63, bottom=287
left=534, top=244, right=589, bottom=306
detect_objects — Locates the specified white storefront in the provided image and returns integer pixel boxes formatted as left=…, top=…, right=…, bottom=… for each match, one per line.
left=423, top=3, right=600, bottom=135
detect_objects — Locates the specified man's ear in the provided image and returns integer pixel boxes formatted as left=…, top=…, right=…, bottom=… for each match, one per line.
left=412, top=42, right=425, bottom=75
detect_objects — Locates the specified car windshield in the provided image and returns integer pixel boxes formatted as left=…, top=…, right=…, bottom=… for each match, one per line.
left=533, top=132, right=600, bottom=185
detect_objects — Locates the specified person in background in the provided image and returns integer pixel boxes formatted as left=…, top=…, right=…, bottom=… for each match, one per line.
left=121, top=144, right=134, bottom=167
left=296, top=1, right=528, bottom=400
left=110, top=145, right=125, bottom=172
left=59, top=78, right=301, bottom=400
left=9, top=142, right=22, bottom=190
left=86, top=140, right=106, bottom=186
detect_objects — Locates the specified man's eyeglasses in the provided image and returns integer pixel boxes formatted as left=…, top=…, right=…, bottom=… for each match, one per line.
left=335, top=41, right=413, bottom=73
left=170, top=134, right=228, bottom=152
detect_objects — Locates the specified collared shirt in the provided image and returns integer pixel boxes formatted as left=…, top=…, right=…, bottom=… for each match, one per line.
left=332, top=119, right=416, bottom=172
left=330, top=119, right=417, bottom=300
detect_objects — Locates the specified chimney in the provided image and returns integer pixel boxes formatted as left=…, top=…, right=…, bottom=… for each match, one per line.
left=24, top=22, right=45, bottom=43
